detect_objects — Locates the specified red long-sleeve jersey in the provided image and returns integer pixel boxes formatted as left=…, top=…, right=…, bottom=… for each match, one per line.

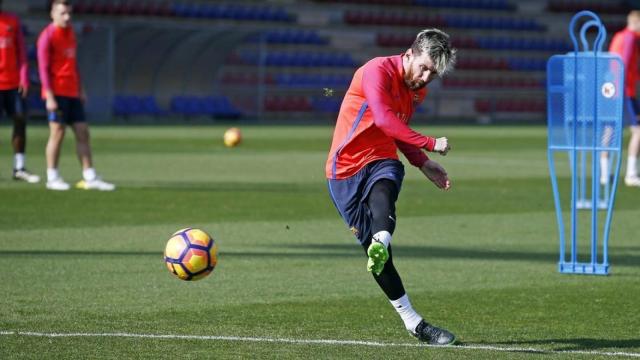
left=37, top=23, right=80, bottom=98
left=325, top=54, right=436, bottom=180
left=609, top=28, right=640, bottom=98
left=0, top=12, right=28, bottom=91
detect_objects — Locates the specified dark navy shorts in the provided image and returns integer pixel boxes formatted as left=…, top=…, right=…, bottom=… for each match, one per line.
left=0, top=89, right=26, bottom=118
left=48, top=96, right=86, bottom=124
left=624, top=97, right=640, bottom=126
left=327, top=159, right=405, bottom=245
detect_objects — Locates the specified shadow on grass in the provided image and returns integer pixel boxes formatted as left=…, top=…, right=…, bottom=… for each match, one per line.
left=1, top=244, right=638, bottom=267
left=103, top=181, right=322, bottom=193
left=491, top=338, right=640, bottom=351
left=285, top=243, right=640, bottom=267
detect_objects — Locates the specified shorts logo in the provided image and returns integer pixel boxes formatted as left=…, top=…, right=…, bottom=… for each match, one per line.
left=350, top=226, right=359, bottom=237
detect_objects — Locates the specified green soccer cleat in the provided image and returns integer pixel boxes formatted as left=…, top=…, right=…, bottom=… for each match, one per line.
left=366, top=241, right=389, bottom=275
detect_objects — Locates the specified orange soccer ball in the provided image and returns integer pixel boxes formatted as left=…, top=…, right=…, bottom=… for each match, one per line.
left=164, top=228, right=218, bottom=281
left=223, top=127, right=242, bottom=147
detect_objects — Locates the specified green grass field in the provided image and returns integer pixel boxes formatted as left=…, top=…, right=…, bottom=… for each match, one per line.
left=0, top=124, right=639, bottom=359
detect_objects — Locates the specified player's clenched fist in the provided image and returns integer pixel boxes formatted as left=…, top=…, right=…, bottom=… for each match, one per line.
left=433, top=137, right=450, bottom=155
left=45, top=95, right=58, bottom=112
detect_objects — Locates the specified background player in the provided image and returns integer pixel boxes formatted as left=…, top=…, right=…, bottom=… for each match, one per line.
left=603, top=10, right=640, bottom=187
left=326, top=29, right=456, bottom=345
left=0, top=0, right=40, bottom=183
left=38, top=0, right=114, bottom=191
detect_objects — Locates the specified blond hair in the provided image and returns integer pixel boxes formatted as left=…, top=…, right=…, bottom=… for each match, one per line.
left=50, top=0, right=70, bottom=9
left=411, top=28, right=457, bottom=76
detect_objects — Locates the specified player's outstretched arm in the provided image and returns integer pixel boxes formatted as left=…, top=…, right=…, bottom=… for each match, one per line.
left=420, top=159, right=450, bottom=190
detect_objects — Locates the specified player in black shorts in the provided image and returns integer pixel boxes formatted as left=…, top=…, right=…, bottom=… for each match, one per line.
left=0, top=5, right=40, bottom=183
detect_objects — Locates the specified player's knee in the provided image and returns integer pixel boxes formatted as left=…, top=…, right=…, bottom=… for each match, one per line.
left=49, top=127, right=65, bottom=141
left=13, top=114, right=26, bottom=127
left=370, top=180, right=397, bottom=205
left=74, top=125, right=90, bottom=142
left=370, top=201, right=394, bottom=223
left=76, top=132, right=90, bottom=144
left=12, top=117, right=26, bottom=137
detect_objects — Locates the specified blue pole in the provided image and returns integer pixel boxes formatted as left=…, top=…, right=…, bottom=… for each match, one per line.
left=549, top=150, right=566, bottom=269
left=570, top=45, right=578, bottom=271
left=590, top=45, right=599, bottom=271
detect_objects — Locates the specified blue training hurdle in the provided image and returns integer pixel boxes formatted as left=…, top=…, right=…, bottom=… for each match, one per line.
left=547, top=11, right=624, bottom=275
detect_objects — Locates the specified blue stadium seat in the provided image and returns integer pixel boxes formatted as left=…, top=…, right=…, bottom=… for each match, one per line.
left=297, top=52, right=314, bottom=67
left=507, top=58, right=546, bottom=71
left=113, top=96, right=129, bottom=116
left=170, top=4, right=185, bottom=17
left=276, top=73, right=291, bottom=86
left=312, top=97, right=341, bottom=113
left=258, top=29, right=326, bottom=45
left=167, top=2, right=291, bottom=22
left=185, top=96, right=203, bottom=115
left=140, top=96, right=164, bottom=115
left=215, top=96, right=242, bottom=117
left=170, top=96, right=186, bottom=114
left=170, top=96, right=241, bottom=117
left=198, top=4, right=218, bottom=18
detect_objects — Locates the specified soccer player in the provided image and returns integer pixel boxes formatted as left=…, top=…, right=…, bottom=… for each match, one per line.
left=604, top=10, right=640, bottom=187
left=326, top=29, right=456, bottom=345
left=37, top=0, right=114, bottom=191
left=0, top=0, right=40, bottom=183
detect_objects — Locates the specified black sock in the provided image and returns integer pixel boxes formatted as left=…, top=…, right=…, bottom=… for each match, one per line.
left=370, top=245, right=406, bottom=300
left=362, top=179, right=405, bottom=300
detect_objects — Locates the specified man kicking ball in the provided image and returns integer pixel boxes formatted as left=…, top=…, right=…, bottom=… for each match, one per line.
left=326, top=28, right=456, bottom=345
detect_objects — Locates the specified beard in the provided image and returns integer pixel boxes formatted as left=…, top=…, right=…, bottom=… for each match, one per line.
left=405, top=78, right=426, bottom=91
left=404, top=67, right=426, bottom=90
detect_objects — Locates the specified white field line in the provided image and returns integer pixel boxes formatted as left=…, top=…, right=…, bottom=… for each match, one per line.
left=1, top=330, right=639, bottom=358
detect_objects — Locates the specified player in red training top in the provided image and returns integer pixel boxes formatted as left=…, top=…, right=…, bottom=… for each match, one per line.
left=37, top=0, right=114, bottom=191
left=0, top=0, right=40, bottom=183
left=326, top=29, right=456, bottom=345
left=604, top=11, right=640, bottom=187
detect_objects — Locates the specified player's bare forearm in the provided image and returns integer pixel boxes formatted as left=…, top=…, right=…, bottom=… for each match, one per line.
left=420, top=159, right=451, bottom=190
left=44, top=89, right=57, bottom=112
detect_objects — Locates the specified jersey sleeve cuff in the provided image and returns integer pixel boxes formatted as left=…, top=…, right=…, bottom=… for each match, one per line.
left=423, top=137, right=436, bottom=152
